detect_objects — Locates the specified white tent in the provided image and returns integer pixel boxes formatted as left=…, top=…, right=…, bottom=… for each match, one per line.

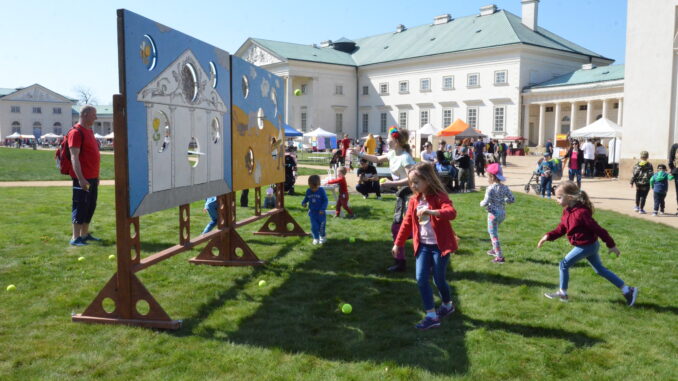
left=5, top=132, right=21, bottom=139
left=570, top=118, right=622, bottom=138
left=40, top=133, right=63, bottom=139
left=94, top=133, right=105, bottom=139
left=104, top=132, right=114, bottom=139
left=418, top=123, right=441, bottom=136
left=303, top=127, right=336, bottom=138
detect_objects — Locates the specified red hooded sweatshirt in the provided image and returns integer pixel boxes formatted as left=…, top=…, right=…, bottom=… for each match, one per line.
left=546, top=204, right=616, bottom=248
left=395, top=192, right=458, bottom=256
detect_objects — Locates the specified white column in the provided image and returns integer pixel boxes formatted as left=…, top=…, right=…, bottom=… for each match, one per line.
left=602, top=99, right=609, bottom=121
left=312, top=77, right=320, bottom=131
left=553, top=103, right=562, bottom=142
left=586, top=100, right=593, bottom=125
left=538, top=104, right=546, bottom=147
left=617, top=98, right=623, bottom=126
left=522, top=104, right=531, bottom=142
left=570, top=102, right=577, bottom=131
left=284, top=76, right=292, bottom=124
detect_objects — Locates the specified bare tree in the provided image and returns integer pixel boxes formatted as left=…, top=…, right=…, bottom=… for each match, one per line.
left=73, top=86, right=98, bottom=105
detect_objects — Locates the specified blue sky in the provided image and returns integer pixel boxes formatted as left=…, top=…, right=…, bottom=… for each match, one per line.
left=0, top=0, right=627, bottom=104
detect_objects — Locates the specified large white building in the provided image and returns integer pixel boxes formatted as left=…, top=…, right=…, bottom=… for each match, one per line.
left=235, top=1, right=614, bottom=144
left=0, top=84, right=75, bottom=140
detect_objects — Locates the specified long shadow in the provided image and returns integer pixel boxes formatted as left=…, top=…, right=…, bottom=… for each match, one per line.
left=174, top=237, right=604, bottom=375
left=626, top=302, right=678, bottom=315
left=453, top=270, right=553, bottom=288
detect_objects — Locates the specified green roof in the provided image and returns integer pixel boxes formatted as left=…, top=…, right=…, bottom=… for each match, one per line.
left=528, top=64, right=624, bottom=89
left=247, top=10, right=611, bottom=67
left=0, top=88, right=20, bottom=97
left=71, top=105, right=114, bottom=116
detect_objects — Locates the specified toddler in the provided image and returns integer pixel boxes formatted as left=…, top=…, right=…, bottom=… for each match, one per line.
left=302, top=175, right=328, bottom=245
left=480, top=163, right=515, bottom=263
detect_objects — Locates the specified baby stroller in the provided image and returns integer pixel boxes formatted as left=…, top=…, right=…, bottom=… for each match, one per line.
left=524, top=157, right=562, bottom=194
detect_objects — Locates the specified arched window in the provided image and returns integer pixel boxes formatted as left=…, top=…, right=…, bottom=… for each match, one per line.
left=53, top=122, right=62, bottom=136
left=560, top=115, right=571, bottom=134
left=32, top=122, right=42, bottom=139
left=11, top=121, right=20, bottom=133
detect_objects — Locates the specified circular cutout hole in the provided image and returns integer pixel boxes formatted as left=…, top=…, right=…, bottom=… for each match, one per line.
left=136, top=299, right=150, bottom=316
left=234, top=247, right=244, bottom=257
left=187, top=137, right=200, bottom=168
left=271, top=89, right=278, bottom=116
left=181, top=63, right=199, bottom=103
left=242, top=75, right=249, bottom=98
left=102, top=297, right=116, bottom=314
left=268, top=222, right=277, bottom=231
left=211, top=246, right=220, bottom=257
left=245, top=148, right=255, bottom=174
left=209, top=61, right=218, bottom=88
left=211, top=117, right=220, bottom=144
left=287, top=223, right=295, bottom=231
left=257, top=108, right=265, bottom=130
left=140, top=35, right=157, bottom=71
left=129, top=222, right=138, bottom=240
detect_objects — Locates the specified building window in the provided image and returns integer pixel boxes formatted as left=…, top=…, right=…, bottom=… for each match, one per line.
left=399, top=80, right=409, bottom=94
left=33, top=107, right=42, bottom=114
left=494, top=70, right=507, bottom=85
left=420, top=78, right=431, bottom=92
left=442, top=76, right=454, bottom=90
left=300, top=84, right=307, bottom=95
left=11, top=121, right=21, bottom=133
left=362, top=113, right=369, bottom=133
left=380, top=83, right=389, bottom=95
left=399, top=111, right=408, bottom=129
left=467, top=73, right=479, bottom=88
left=614, top=102, right=619, bottom=109
left=420, top=110, right=429, bottom=127
left=11, top=106, right=20, bottom=113
left=53, top=122, right=63, bottom=136
left=493, top=107, right=505, bottom=132
left=442, top=108, right=452, bottom=127
left=335, top=85, right=343, bottom=95
left=467, top=107, right=478, bottom=129
left=560, top=116, right=571, bottom=134
left=53, top=107, right=62, bottom=114
left=579, top=105, right=587, bottom=111
left=301, top=112, right=307, bottom=132
left=546, top=106, right=554, bottom=112
left=380, top=112, right=387, bottom=133
left=336, top=113, right=343, bottom=134
left=362, top=86, right=369, bottom=95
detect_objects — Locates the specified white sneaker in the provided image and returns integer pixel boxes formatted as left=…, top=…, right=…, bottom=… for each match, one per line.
left=633, top=206, right=639, bottom=212
left=312, top=239, right=319, bottom=245
left=319, top=236, right=326, bottom=244
left=363, top=195, right=368, bottom=199
left=377, top=196, right=382, bottom=200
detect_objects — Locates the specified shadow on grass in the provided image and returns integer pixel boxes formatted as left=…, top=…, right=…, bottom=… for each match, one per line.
left=454, top=270, right=553, bottom=288
left=175, top=237, right=604, bottom=376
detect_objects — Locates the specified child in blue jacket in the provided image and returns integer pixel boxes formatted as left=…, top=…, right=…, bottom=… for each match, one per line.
left=649, top=164, right=675, bottom=216
left=302, top=175, right=329, bottom=245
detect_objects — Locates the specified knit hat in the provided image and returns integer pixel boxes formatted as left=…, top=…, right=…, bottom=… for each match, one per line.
left=487, top=163, right=505, bottom=181
left=640, top=151, right=649, bottom=159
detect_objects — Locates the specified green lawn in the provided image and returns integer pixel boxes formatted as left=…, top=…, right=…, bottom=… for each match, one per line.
left=0, top=187, right=676, bottom=380
left=295, top=167, right=328, bottom=176
left=0, top=147, right=115, bottom=181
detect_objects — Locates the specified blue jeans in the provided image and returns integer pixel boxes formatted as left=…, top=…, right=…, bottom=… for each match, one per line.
left=568, top=168, right=582, bottom=188
left=540, top=176, right=552, bottom=197
left=202, top=201, right=218, bottom=234
left=415, top=244, right=451, bottom=311
left=309, top=211, right=326, bottom=239
left=559, top=241, right=624, bottom=290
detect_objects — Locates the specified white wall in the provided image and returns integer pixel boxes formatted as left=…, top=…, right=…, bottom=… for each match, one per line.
left=0, top=99, right=72, bottom=139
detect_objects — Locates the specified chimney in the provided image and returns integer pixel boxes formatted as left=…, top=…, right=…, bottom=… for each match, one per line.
left=521, top=0, right=539, bottom=30
left=396, top=24, right=406, bottom=33
left=319, top=40, right=332, bottom=48
left=433, top=14, right=451, bottom=25
left=479, top=4, right=497, bottom=16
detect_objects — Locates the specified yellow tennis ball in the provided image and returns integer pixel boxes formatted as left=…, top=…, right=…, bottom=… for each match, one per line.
left=341, top=303, right=352, bottom=314
left=78, top=256, right=85, bottom=262
left=6, top=284, right=16, bottom=291
left=379, top=178, right=387, bottom=185
left=258, top=280, right=267, bottom=287
left=294, top=89, right=302, bottom=96
left=108, top=254, right=116, bottom=260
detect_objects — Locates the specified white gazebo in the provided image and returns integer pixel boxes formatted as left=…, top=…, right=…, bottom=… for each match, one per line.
left=571, top=118, right=622, bottom=164
left=302, top=127, right=336, bottom=138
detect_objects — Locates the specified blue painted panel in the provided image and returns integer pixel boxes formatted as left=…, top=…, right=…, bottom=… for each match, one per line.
left=231, top=56, right=283, bottom=123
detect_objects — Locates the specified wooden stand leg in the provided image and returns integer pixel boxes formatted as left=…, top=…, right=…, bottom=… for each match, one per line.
left=189, top=228, right=265, bottom=266
left=255, top=208, right=307, bottom=236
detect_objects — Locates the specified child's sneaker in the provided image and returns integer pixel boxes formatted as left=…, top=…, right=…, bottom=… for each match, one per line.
left=436, top=303, right=455, bottom=319
left=623, top=287, right=638, bottom=307
left=487, top=249, right=497, bottom=256
left=639, top=209, right=647, bottom=214
left=377, top=196, right=382, bottom=200
left=69, top=237, right=88, bottom=246
left=82, top=233, right=102, bottom=242
left=363, top=195, right=368, bottom=199
left=633, top=206, right=639, bottom=212
left=544, top=291, right=568, bottom=302
left=492, top=256, right=505, bottom=263
left=319, top=236, right=326, bottom=244
left=652, top=212, right=658, bottom=216
left=415, top=316, right=441, bottom=330
left=312, top=239, right=319, bottom=245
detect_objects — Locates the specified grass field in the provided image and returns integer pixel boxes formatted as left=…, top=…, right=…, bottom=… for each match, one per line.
left=0, top=186, right=676, bottom=380
left=0, top=148, right=115, bottom=181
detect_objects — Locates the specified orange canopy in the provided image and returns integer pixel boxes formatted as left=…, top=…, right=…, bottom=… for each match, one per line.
left=437, top=119, right=469, bottom=136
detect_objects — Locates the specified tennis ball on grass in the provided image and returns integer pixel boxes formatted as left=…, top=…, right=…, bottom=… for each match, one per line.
left=341, top=303, right=352, bottom=314
left=108, top=254, right=116, bottom=260
left=349, top=237, right=356, bottom=243
left=294, top=89, right=302, bottom=96
left=6, top=284, right=16, bottom=291
left=258, top=280, right=267, bottom=287
left=78, top=256, right=85, bottom=262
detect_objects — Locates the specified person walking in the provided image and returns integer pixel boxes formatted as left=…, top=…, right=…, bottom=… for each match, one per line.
left=582, top=139, right=596, bottom=178
left=629, top=150, right=653, bottom=214
left=68, top=105, right=101, bottom=246
left=563, top=140, right=584, bottom=188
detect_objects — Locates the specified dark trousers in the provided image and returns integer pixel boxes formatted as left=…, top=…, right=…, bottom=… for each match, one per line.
left=72, top=178, right=99, bottom=224
left=240, top=189, right=249, bottom=207
left=584, top=159, right=595, bottom=177
left=653, top=191, right=666, bottom=213
left=635, top=185, right=650, bottom=210
left=475, top=155, right=485, bottom=175
left=540, top=176, right=553, bottom=197
left=356, top=181, right=381, bottom=197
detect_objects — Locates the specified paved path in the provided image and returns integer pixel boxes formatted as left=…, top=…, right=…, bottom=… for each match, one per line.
left=2, top=156, right=676, bottom=229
